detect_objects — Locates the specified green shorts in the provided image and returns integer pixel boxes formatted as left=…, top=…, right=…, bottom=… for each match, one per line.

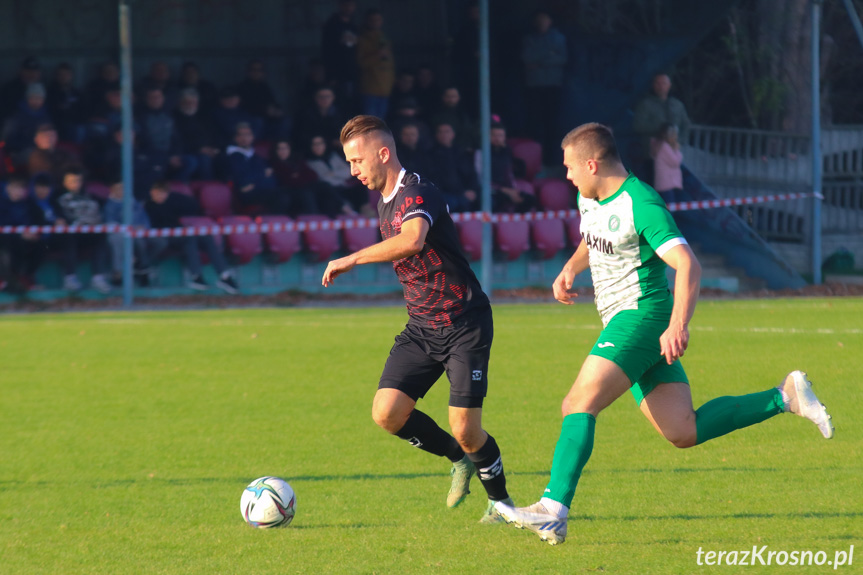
left=589, top=309, right=689, bottom=405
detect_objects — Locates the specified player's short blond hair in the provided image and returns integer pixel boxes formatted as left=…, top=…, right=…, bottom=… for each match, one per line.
left=561, top=122, right=621, bottom=164
left=340, top=115, right=394, bottom=147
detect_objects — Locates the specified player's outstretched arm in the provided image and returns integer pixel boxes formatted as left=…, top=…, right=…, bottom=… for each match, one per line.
left=322, top=217, right=429, bottom=286
left=552, top=241, right=589, bottom=305
left=658, top=243, right=701, bottom=364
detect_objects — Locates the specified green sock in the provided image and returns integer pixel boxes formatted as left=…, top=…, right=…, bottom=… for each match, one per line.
left=544, top=413, right=595, bottom=508
left=695, top=388, right=785, bottom=445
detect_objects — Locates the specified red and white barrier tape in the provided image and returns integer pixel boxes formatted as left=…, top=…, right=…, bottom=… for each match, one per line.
left=0, top=191, right=822, bottom=236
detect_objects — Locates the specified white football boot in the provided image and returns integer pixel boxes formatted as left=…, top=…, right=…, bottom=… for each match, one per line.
left=495, top=501, right=567, bottom=545
left=781, top=371, right=834, bottom=439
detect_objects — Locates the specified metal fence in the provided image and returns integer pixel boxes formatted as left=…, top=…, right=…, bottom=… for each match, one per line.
left=682, top=124, right=863, bottom=241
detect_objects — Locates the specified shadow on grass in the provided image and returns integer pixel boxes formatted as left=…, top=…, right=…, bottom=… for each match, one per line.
left=1, top=466, right=858, bottom=491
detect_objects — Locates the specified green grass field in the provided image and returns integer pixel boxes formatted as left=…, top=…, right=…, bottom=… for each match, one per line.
left=1, top=299, right=861, bottom=574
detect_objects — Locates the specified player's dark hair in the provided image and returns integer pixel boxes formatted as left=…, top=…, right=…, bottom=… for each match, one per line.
left=64, top=164, right=85, bottom=178
left=561, top=122, right=621, bottom=164
left=340, top=115, right=393, bottom=146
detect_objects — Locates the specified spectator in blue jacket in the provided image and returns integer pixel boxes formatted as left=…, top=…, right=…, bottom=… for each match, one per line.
left=225, top=122, right=295, bottom=215
left=103, top=181, right=155, bottom=287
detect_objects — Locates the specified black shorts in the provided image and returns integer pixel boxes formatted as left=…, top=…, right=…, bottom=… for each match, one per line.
left=378, top=305, right=493, bottom=408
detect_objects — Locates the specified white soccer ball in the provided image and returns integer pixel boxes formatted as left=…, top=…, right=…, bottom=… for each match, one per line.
left=240, top=476, right=296, bottom=528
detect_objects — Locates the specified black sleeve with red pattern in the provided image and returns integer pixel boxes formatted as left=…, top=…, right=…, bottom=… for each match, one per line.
left=400, top=182, right=441, bottom=227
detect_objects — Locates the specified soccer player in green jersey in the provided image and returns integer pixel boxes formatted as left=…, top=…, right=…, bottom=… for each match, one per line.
left=494, top=123, right=834, bottom=545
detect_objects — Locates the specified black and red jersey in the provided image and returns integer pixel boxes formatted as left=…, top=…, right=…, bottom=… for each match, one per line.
left=378, top=169, right=489, bottom=328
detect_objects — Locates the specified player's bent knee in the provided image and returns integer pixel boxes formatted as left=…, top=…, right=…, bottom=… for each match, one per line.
left=665, top=428, right=697, bottom=449
left=451, top=425, right=485, bottom=453
left=371, top=404, right=408, bottom=434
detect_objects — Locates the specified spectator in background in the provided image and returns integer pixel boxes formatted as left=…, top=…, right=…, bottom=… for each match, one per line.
left=652, top=122, right=683, bottom=205
left=430, top=86, right=476, bottom=151
left=88, top=127, right=164, bottom=201
left=213, top=85, right=260, bottom=148
left=387, top=97, right=431, bottom=151
left=414, top=63, right=439, bottom=121
left=632, top=73, right=691, bottom=166
left=0, top=57, right=42, bottom=127
left=299, top=59, right=334, bottom=110
left=452, top=2, right=481, bottom=119
left=390, top=68, right=417, bottom=105
left=103, top=181, right=153, bottom=287
left=54, top=165, right=112, bottom=293
left=85, top=62, right=120, bottom=117
left=135, top=61, right=177, bottom=111
left=521, top=10, right=568, bottom=165
left=2, top=82, right=52, bottom=163
left=173, top=88, right=219, bottom=181
left=357, top=8, right=395, bottom=118
left=136, top=86, right=190, bottom=181
left=427, top=121, right=480, bottom=213
left=225, top=122, right=293, bottom=215
left=321, top=0, right=359, bottom=109
left=0, top=178, right=44, bottom=293
left=86, top=82, right=122, bottom=144
left=293, top=87, right=346, bottom=152
left=306, top=134, right=370, bottom=216
left=237, top=59, right=289, bottom=141
left=144, top=180, right=238, bottom=293
left=475, top=119, right=536, bottom=213
left=270, top=139, right=351, bottom=217
left=27, top=123, right=77, bottom=185
left=46, top=62, right=85, bottom=143
left=178, top=61, right=218, bottom=116
left=395, top=122, right=431, bottom=177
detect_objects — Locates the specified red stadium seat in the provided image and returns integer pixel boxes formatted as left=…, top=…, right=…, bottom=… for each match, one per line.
left=85, top=181, right=110, bottom=201
left=536, top=178, right=572, bottom=210
left=168, top=181, right=194, bottom=197
left=564, top=215, right=582, bottom=248
left=337, top=215, right=379, bottom=252
left=196, top=181, right=233, bottom=219
left=494, top=219, right=530, bottom=261
left=179, top=216, right=224, bottom=264
left=530, top=219, right=566, bottom=259
left=296, top=214, right=340, bottom=262
left=219, top=215, right=262, bottom=264
left=257, top=215, right=301, bottom=263
left=456, top=219, right=483, bottom=261
left=508, top=137, right=543, bottom=181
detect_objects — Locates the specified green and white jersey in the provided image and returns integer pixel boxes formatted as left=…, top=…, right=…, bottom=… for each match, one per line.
left=577, top=173, right=686, bottom=326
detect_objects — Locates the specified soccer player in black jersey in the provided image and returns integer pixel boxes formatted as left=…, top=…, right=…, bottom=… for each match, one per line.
left=322, top=115, right=513, bottom=521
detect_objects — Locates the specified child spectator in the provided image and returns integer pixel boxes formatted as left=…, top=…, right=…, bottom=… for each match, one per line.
left=475, top=119, right=536, bottom=213
left=144, top=180, right=238, bottom=293
left=652, top=122, right=683, bottom=204
left=306, top=134, right=371, bottom=216
left=0, top=178, right=43, bottom=293
left=54, top=165, right=112, bottom=293
left=103, top=181, right=154, bottom=287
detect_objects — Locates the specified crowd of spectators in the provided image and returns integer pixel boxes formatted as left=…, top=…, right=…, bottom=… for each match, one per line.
left=0, top=1, right=690, bottom=295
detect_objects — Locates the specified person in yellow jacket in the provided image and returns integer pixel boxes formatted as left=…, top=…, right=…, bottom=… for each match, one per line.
left=357, top=9, right=395, bottom=119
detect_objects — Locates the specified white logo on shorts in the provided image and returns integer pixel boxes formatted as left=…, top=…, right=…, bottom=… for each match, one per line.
left=597, top=342, right=615, bottom=348
left=472, top=370, right=483, bottom=381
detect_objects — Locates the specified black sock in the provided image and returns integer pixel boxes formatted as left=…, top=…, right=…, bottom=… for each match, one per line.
left=467, top=434, right=509, bottom=501
left=394, top=409, right=465, bottom=462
